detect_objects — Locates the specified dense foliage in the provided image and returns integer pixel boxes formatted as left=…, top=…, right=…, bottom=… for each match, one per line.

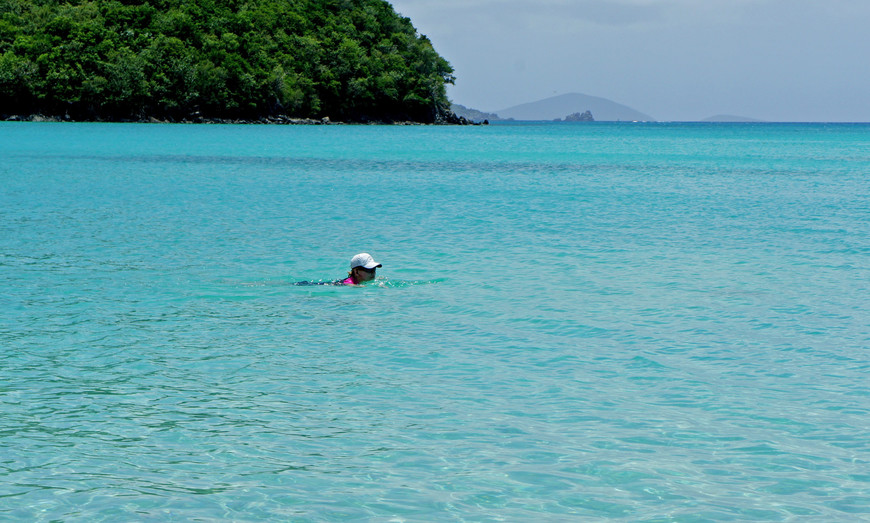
left=0, top=0, right=455, bottom=121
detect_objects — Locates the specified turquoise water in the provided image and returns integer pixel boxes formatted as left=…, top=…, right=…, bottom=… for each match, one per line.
left=1, top=121, right=869, bottom=521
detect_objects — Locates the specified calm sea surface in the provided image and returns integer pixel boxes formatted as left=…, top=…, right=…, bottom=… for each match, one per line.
left=1, top=121, right=869, bottom=521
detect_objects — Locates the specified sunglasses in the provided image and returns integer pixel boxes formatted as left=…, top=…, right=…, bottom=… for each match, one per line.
left=357, top=266, right=377, bottom=273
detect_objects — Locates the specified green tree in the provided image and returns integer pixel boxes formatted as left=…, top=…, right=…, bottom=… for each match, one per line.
left=0, top=0, right=455, bottom=122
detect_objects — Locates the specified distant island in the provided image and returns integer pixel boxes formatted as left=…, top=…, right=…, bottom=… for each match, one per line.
left=454, top=96, right=769, bottom=123
left=556, top=111, right=594, bottom=122
left=450, top=104, right=502, bottom=123
left=0, top=0, right=459, bottom=124
left=497, top=93, right=655, bottom=122
left=451, top=105, right=598, bottom=124
left=452, top=97, right=771, bottom=124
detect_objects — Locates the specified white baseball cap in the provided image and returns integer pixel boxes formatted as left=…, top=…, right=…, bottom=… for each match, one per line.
left=350, top=253, right=382, bottom=270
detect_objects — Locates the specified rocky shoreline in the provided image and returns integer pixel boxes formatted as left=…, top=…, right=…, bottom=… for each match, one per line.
left=4, top=112, right=486, bottom=126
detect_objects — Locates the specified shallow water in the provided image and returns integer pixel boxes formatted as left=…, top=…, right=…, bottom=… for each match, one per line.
left=1, top=121, right=869, bottom=520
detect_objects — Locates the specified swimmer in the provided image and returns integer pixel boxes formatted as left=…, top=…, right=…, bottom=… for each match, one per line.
left=341, top=253, right=382, bottom=285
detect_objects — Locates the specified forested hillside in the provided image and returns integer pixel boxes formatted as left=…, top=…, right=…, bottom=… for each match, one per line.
left=0, top=0, right=455, bottom=122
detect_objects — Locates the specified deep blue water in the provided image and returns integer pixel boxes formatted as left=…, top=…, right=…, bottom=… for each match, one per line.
left=1, top=121, right=869, bottom=521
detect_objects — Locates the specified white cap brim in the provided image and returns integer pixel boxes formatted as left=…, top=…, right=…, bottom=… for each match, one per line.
left=350, top=253, right=382, bottom=269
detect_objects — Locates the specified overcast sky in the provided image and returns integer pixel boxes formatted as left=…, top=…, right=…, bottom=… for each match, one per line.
left=389, top=0, right=870, bottom=121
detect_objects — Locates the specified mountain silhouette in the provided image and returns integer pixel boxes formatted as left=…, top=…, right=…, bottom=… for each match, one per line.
left=497, top=93, right=654, bottom=121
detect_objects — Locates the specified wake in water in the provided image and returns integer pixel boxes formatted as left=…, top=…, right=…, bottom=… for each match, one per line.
left=234, top=277, right=446, bottom=289
left=291, top=278, right=446, bottom=288
left=291, top=280, right=344, bottom=286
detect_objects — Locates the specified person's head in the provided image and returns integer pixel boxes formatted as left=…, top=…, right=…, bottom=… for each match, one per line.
left=349, top=253, right=381, bottom=283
